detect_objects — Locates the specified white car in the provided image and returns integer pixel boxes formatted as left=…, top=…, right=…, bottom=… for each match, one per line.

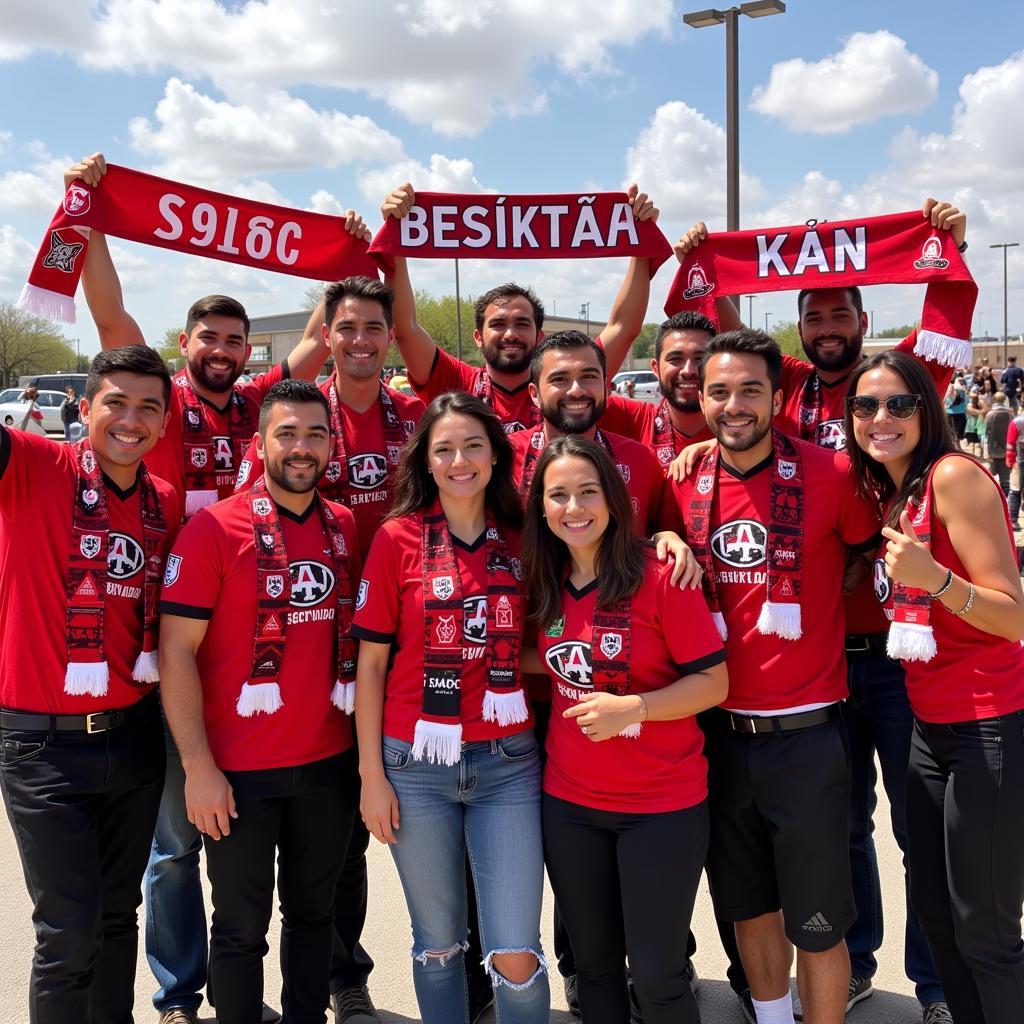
left=0, top=389, right=68, bottom=433
left=610, top=370, right=660, bottom=400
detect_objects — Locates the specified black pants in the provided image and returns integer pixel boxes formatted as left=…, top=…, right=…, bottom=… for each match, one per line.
left=205, top=749, right=358, bottom=1024
left=0, top=695, right=165, bottom=1024
left=907, top=714, right=1024, bottom=1023
left=543, top=794, right=708, bottom=1024
left=329, top=789, right=374, bottom=991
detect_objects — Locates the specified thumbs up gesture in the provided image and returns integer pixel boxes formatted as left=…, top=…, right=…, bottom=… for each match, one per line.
left=879, top=509, right=947, bottom=591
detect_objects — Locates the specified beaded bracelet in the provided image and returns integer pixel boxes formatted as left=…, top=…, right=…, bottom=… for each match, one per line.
left=952, top=582, right=976, bottom=617
left=928, top=568, right=955, bottom=599
left=637, top=694, right=649, bottom=723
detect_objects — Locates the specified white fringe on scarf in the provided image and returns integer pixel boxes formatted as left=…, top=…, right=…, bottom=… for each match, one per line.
left=185, top=489, right=219, bottom=518
left=18, top=282, right=77, bottom=324
left=331, top=680, right=356, bottom=714
left=887, top=621, right=937, bottom=663
left=712, top=611, right=729, bottom=641
left=236, top=681, right=284, bottom=717
left=914, top=329, right=972, bottom=369
left=412, top=719, right=463, bottom=766
left=132, top=649, right=160, bottom=684
left=64, top=661, right=110, bottom=697
left=482, top=688, right=529, bottom=727
left=757, top=601, right=802, bottom=640
left=617, top=723, right=643, bottom=739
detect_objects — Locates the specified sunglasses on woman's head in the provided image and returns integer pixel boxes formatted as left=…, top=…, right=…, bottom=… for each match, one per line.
left=847, top=394, right=922, bottom=420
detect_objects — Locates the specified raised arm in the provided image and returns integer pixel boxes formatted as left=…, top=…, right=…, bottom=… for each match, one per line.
left=673, top=221, right=742, bottom=332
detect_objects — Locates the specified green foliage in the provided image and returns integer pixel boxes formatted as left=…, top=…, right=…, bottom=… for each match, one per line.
left=876, top=324, right=915, bottom=339
left=0, top=302, right=78, bottom=386
left=770, top=320, right=807, bottom=361
left=158, top=326, right=184, bottom=367
left=413, top=289, right=481, bottom=366
left=630, top=323, right=660, bottom=362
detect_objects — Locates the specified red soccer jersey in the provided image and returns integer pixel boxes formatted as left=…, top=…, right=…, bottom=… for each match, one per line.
left=158, top=489, right=358, bottom=771
left=538, top=551, right=726, bottom=813
left=144, top=363, right=286, bottom=509
left=0, top=429, right=180, bottom=713
left=664, top=441, right=879, bottom=711
left=510, top=426, right=665, bottom=532
left=601, top=393, right=714, bottom=473
left=351, top=515, right=534, bottom=743
left=410, top=347, right=538, bottom=434
left=876, top=457, right=1024, bottom=723
left=235, top=382, right=424, bottom=561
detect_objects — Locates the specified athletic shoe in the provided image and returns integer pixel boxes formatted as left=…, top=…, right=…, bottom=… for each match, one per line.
left=737, top=988, right=756, bottom=1024
left=157, top=1011, right=199, bottom=1024
left=331, top=985, right=379, bottom=1024
left=846, top=975, right=874, bottom=1012
left=922, top=1003, right=954, bottom=1024
left=563, top=974, right=582, bottom=1018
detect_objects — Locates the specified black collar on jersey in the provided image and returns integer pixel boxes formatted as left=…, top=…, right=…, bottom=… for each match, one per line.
left=101, top=468, right=141, bottom=501
left=566, top=577, right=600, bottom=599
left=277, top=499, right=317, bottom=524
left=720, top=451, right=773, bottom=481
left=451, top=530, right=486, bottom=552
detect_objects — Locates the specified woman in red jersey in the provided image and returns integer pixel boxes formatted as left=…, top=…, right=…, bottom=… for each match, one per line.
left=522, top=435, right=727, bottom=1024
left=846, top=350, right=1024, bottom=1024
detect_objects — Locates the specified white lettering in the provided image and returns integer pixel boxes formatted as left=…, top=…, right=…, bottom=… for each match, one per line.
left=571, top=204, right=605, bottom=248
left=495, top=197, right=507, bottom=247
left=606, top=202, right=639, bottom=246
left=276, top=222, right=301, bottom=265
left=189, top=202, right=217, bottom=246
left=432, top=205, right=459, bottom=248
left=793, top=230, right=830, bottom=276
left=511, top=205, right=540, bottom=248
left=400, top=207, right=429, bottom=247
left=154, top=193, right=186, bottom=241
left=757, top=232, right=790, bottom=277
left=216, top=205, right=241, bottom=255
left=246, top=215, right=274, bottom=260
left=462, top=206, right=491, bottom=248
left=834, top=226, right=867, bottom=272
left=541, top=205, right=569, bottom=246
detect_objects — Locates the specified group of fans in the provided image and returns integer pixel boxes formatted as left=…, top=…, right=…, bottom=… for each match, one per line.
left=0, top=154, right=1022, bottom=1024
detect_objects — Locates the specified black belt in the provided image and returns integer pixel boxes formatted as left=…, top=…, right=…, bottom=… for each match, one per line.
left=726, top=703, right=842, bottom=735
left=0, top=694, right=153, bottom=735
left=844, top=632, right=888, bottom=655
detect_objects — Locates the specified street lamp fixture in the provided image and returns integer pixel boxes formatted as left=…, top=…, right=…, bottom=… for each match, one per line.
left=746, top=294, right=757, bottom=327
left=764, top=311, right=772, bottom=333
left=990, top=242, right=1020, bottom=366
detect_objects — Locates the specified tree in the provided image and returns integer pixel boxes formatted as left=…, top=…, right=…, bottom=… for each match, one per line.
left=876, top=324, right=915, bottom=339
left=0, top=302, right=79, bottom=387
left=629, top=323, right=660, bottom=363
left=770, top=320, right=807, bottom=361
left=158, top=326, right=185, bottom=367
left=302, top=282, right=326, bottom=310
left=413, top=290, right=481, bottom=366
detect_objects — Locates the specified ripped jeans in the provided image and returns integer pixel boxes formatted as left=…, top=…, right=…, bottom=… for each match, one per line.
left=383, top=731, right=549, bottom=1024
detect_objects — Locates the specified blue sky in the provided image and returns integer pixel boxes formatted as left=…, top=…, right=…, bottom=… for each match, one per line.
left=1, top=0, right=1022, bottom=353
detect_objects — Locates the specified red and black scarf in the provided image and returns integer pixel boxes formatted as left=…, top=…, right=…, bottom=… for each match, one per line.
left=65, top=440, right=166, bottom=696
left=885, top=488, right=937, bottom=662
left=518, top=427, right=618, bottom=496
left=590, top=595, right=642, bottom=738
left=472, top=370, right=542, bottom=432
left=688, top=430, right=804, bottom=641
left=178, top=371, right=258, bottom=518
left=650, top=398, right=684, bottom=469
left=236, top=478, right=357, bottom=717
left=417, top=502, right=526, bottom=764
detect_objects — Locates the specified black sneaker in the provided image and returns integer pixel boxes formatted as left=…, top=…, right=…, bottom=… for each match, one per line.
left=331, top=985, right=379, bottom=1024
left=563, top=974, right=582, bottom=1018
left=922, top=1003, right=953, bottom=1024
left=846, top=975, right=873, bottom=1012
left=737, top=988, right=756, bottom=1024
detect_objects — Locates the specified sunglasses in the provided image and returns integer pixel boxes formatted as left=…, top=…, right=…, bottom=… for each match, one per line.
left=847, top=394, right=922, bottom=420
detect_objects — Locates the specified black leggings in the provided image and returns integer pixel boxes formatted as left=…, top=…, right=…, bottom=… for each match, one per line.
left=906, top=713, right=1024, bottom=1023
left=542, top=794, right=708, bottom=1024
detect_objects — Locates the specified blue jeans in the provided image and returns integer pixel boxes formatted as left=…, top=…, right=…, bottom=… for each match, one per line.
left=846, top=644, right=944, bottom=1006
left=383, top=731, right=549, bottom=1024
left=145, top=712, right=207, bottom=1013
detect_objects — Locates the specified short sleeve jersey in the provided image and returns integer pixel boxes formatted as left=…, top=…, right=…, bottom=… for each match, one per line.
left=510, top=426, right=665, bottom=533
left=601, top=393, right=714, bottom=471
left=144, top=363, right=286, bottom=507
left=538, top=551, right=726, bottom=813
left=0, top=428, right=180, bottom=713
left=351, top=515, right=534, bottom=743
left=158, top=489, right=358, bottom=771
left=235, top=381, right=424, bottom=561
left=411, top=347, right=538, bottom=434
left=667, top=441, right=879, bottom=710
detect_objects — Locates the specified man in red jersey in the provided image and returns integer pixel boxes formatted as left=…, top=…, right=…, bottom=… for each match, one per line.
left=234, top=276, right=421, bottom=1023
left=0, top=345, right=178, bottom=1024
left=159, top=380, right=360, bottom=1024
left=380, top=182, right=660, bottom=434
left=601, top=311, right=716, bottom=470
left=663, top=329, right=880, bottom=1024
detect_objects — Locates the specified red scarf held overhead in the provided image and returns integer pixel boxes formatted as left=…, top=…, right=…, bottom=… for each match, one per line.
left=369, top=192, right=672, bottom=277
left=19, top=164, right=380, bottom=325
left=687, top=431, right=804, bottom=642
left=66, top=440, right=167, bottom=696
left=418, top=502, right=527, bottom=765
left=236, top=478, right=357, bottom=718
left=665, top=210, right=977, bottom=369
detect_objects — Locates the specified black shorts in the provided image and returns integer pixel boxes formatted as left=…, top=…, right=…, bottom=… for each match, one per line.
left=702, top=708, right=855, bottom=952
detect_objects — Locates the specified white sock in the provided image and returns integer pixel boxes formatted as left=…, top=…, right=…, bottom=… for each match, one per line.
left=751, top=991, right=795, bottom=1024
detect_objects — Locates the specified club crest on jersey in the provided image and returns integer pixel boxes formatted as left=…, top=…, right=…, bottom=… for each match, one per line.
left=697, top=474, right=714, bottom=496
left=495, top=594, right=514, bottom=628
left=63, top=183, right=91, bottom=217
left=436, top=614, right=457, bottom=645
left=913, top=235, right=950, bottom=271
left=81, top=449, right=96, bottom=473
left=347, top=454, right=388, bottom=490
left=289, top=560, right=335, bottom=607
left=252, top=497, right=272, bottom=516
left=817, top=420, right=847, bottom=451
left=777, top=459, right=797, bottom=481
left=463, top=596, right=488, bottom=644
left=164, top=554, right=182, bottom=587
left=545, top=641, right=592, bottom=688
left=711, top=519, right=768, bottom=568
left=873, top=558, right=892, bottom=604
left=107, top=533, right=145, bottom=578
left=190, top=447, right=208, bottom=468
left=325, top=461, right=342, bottom=483
left=356, top=578, right=369, bottom=610
left=266, top=574, right=285, bottom=598
left=82, top=488, right=99, bottom=507
left=599, top=632, right=623, bottom=658
left=682, top=263, right=715, bottom=300
left=79, top=534, right=102, bottom=559
left=432, top=576, right=455, bottom=601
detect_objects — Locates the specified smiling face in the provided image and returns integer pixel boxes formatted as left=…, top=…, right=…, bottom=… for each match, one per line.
left=325, top=296, right=393, bottom=383
left=541, top=454, right=610, bottom=562
left=475, top=296, right=540, bottom=374
left=850, top=366, right=921, bottom=481
left=655, top=329, right=710, bottom=412
left=531, top=346, right=606, bottom=434
left=82, top=372, right=169, bottom=473
left=181, top=314, right=250, bottom=394
left=798, top=288, right=868, bottom=374
left=256, top=400, right=330, bottom=495
left=700, top=351, right=781, bottom=456
left=427, top=412, right=496, bottom=503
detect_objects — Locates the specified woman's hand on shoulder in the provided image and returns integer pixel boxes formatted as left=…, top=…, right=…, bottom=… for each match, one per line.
left=652, top=531, right=702, bottom=589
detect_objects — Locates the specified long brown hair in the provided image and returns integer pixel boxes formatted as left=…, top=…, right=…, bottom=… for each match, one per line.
left=387, top=390, right=522, bottom=527
left=844, top=350, right=966, bottom=526
left=522, top=435, right=648, bottom=629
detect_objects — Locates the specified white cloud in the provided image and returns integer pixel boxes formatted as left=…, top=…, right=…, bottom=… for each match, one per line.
left=0, top=142, right=70, bottom=215
left=0, top=225, right=36, bottom=291
left=107, top=243, right=158, bottom=290
left=0, top=131, right=13, bottom=156
left=358, top=154, right=492, bottom=207
left=750, top=31, right=938, bottom=134
left=307, top=190, right=346, bottom=216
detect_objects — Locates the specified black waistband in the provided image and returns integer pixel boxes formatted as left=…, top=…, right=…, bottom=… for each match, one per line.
left=0, top=692, right=155, bottom=735
left=844, top=632, right=889, bottom=655
left=723, top=702, right=842, bottom=736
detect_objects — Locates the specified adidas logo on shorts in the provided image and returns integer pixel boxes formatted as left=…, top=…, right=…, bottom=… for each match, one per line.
left=802, top=913, right=832, bottom=933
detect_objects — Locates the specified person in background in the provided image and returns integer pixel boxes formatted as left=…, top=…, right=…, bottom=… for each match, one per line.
left=985, top=392, right=1012, bottom=495
left=1000, top=355, right=1023, bottom=413
left=60, top=386, right=80, bottom=442
left=944, top=376, right=968, bottom=447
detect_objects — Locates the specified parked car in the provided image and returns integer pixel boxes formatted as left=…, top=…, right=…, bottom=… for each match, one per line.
left=20, top=373, right=88, bottom=397
left=610, top=370, right=660, bottom=400
left=0, top=390, right=67, bottom=433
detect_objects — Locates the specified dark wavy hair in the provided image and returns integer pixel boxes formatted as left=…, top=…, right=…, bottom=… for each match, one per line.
left=654, top=311, right=717, bottom=361
left=844, top=350, right=964, bottom=526
left=473, top=283, right=544, bottom=332
left=87, top=345, right=171, bottom=406
left=387, top=390, right=522, bottom=527
left=522, top=435, right=647, bottom=630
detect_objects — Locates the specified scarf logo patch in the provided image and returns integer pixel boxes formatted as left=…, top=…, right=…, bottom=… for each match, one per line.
left=63, top=184, right=92, bottom=217
left=711, top=519, right=767, bottom=568
left=387, top=444, right=402, bottom=465
left=682, top=263, right=715, bottom=300
left=495, top=594, right=514, bottom=629
left=658, top=447, right=674, bottom=466
left=913, top=235, right=950, bottom=271
left=252, top=497, right=272, bottom=516
left=530, top=430, right=545, bottom=449
left=260, top=532, right=275, bottom=550
left=616, top=463, right=631, bottom=483
left=266, top=574, right=285, bottom=598
left=164, top=554, right=182, bottom=587
left=510, top=556, right=523, bottom=580
left=42, top=230, right=84, bottom=274
left=463, top=596, right=488, bottom=644
left=487, top=527, right=500, bottom=540
left=503, top=421, right=526, bottom=434
left=599, top=632, right=623, bottom=658
left=236, top=459, right=252, bottom=487
left=432, top=576, right=455, bottom=601
left=697, top=474, right=715, bottom=496
left=79, top=534, right=102, bottom=559
left=873, top=558, right=891, bottom=604
left=325, top=461, right=342, bottom=482
left=190, top=447, right=208, bottom=468
left=356, top=578, right=369, bottom=610
left=333, top=532, right=347, bottom=556
left=81, top=449, right=96, bottom=473
left=777, top=459, right=797, bottom=481
left=403, top=419, right=417, bottom=434
left=82, top=488, right=99, bottom=507
left=186, top=409, right=201, bottom=427
left=347, top=453, right=388, bottom=490
left=436, top=614, right=457, bottom=645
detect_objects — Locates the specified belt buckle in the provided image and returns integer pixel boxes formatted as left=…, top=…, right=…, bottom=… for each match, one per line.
left=845, top=636, right=870, bottom=653
left=85, top=712, right=105, bottom=734
left=730, top=713, right=754, bottom=734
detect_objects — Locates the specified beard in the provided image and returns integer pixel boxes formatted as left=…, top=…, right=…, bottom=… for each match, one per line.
left=481, top=339, right=533, bottom=375
left=541, top=395, right=606, bottom=434
left=802, top=330, right=864, bottom=374
left=265, top=455, right=325, bottom=494
left=659, top=377, right=701, bottom=412
left=188, top=353, right=244, bottom=394
left=712, top=416, right=772, bottom=453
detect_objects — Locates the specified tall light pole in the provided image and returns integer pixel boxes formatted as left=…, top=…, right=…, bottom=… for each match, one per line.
left=580, top=302, right=591, bottom=338
left=764, top=311, right=772, bottom=334
left=991, top=242, right=1020, bottom=366
left=745, top=294, right=757, bottom=327
left=454, top=259, right=463, bottom=362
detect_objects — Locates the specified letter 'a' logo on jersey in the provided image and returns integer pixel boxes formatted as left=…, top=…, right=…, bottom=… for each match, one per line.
left=289, top=560, right=335, bottom=607
left=873, top=558, right=892, bottom=605
left=711, top=519, right=768, bottom=568
left=80, top=534, right=102, bottom=559
left=545, top=641, right=592, bottom=689
left=436, top=614, right=457, bottom=645
left=816, top=419, right=847, bottom=451
left=107, top=533, right=145, bottom=579
left=164, top=554, right=182, bottom=587
left=599, top=632, right=623, bottom=658
left=347, top=454, right=388, bottom=490
left=432, top=576, right=455, bottom=601
left=463, top=595, right=488, bottom=645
